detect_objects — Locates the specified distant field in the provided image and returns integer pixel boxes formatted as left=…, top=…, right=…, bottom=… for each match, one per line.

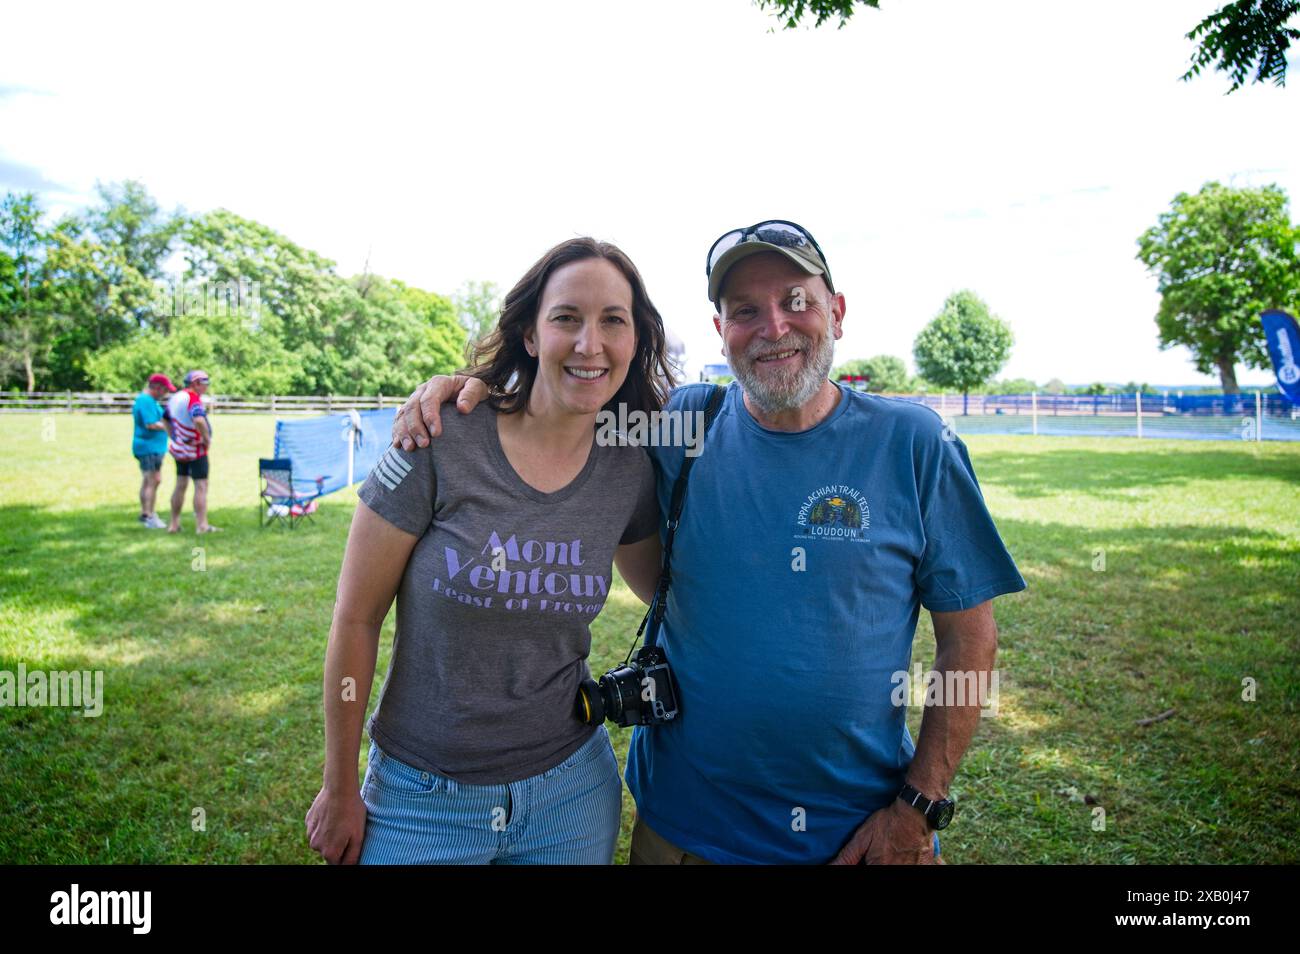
left=1, top=413, right=1297, bottom=864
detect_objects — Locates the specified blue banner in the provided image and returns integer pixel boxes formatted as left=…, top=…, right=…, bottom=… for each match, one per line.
left=273, top=408, right=398, bottom=497
left=1261, top=309, right=1300, bottom=404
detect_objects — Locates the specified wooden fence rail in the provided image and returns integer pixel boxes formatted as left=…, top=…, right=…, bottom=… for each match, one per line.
left=0, top=392, right=392, bottom=414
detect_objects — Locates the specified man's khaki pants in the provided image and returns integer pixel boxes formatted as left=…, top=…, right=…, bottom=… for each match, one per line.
left=628, top=811, right=944, bottom=864
left=628, top=812, right=715, bottom=865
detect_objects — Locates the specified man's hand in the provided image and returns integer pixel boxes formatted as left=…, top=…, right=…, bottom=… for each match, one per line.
left=829, top=800, right=944, bottom=865
left=391, top=374, right=490, bottom=451
left=305, top=785, right=367, bottom=865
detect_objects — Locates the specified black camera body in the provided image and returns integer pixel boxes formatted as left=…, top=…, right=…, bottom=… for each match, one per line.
left=575, top=645, right=680, bottom=727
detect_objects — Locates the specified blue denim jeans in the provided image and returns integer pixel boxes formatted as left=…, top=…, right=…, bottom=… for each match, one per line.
left=358, top=724, right=623, bottom=864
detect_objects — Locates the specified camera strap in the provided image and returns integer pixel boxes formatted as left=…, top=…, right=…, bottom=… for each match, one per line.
left=637, top=384, right=726, bottom=649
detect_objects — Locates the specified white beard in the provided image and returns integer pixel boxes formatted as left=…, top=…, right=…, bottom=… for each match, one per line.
left=728, top=326, right=835, bottom=415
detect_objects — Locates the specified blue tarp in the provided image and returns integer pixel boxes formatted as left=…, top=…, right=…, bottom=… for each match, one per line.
left=272, top=408, right=398, bottom=496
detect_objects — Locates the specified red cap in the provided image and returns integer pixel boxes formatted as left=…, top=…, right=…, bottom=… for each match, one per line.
left=148, top=374, right=177, bottom=392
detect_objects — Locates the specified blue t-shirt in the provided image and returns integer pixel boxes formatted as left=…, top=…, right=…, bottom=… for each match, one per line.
left=132, top=392, right=168, bottom=457
left=625, top=381, right=1026, bottom=864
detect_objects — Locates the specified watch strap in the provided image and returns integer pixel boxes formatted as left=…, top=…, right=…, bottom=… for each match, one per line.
left=898, top=783, right=950, bottom=829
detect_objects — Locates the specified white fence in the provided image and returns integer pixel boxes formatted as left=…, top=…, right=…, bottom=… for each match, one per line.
left=885, top=391, right=1300, bottom=442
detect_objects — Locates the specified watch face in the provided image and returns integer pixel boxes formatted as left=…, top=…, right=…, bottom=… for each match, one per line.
left=933, top=800, right=955, bottom=830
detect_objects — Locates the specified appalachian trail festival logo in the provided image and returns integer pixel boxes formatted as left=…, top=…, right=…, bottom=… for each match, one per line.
left=795, top=484, right=870, bottom=543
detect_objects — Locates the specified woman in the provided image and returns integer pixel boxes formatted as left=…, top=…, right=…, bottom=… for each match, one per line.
left=305, top=238, right=670, bottom=864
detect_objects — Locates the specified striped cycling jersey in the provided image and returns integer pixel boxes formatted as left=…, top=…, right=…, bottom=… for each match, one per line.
left=167, top=388, right=209, bottom=460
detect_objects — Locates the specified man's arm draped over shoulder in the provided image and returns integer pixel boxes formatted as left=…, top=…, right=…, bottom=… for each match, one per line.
left=392, top=374, right=489, bottom=450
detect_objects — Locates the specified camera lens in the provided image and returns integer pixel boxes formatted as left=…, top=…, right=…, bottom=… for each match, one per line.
left=601, top=664, right=644, bottom=725
left=575, top=678, right=605, bottom=726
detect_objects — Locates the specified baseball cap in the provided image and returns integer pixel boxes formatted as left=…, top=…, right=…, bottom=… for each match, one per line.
left=184, top=370, right=210, bottom=386
left=148, top=374, right=177, bottom=391
left=706, top=219, right=834, bottom=306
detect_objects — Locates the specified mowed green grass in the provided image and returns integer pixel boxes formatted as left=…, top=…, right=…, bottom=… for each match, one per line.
left=0, top=412, right=1297, bottom=864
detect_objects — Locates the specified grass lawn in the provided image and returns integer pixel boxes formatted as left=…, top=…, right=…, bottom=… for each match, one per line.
left=1, top=412, right=1297, bottom=864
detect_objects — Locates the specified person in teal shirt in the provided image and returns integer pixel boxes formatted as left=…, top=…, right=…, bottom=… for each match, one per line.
left=132, top=373, right=176, bottom=528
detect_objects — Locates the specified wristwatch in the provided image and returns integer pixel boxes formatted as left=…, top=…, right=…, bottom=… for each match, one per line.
left=897, top=783, right=955, bottom=830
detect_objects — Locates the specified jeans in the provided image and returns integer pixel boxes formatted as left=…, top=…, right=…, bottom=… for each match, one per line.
left=358, top=724, right=622, bottom=864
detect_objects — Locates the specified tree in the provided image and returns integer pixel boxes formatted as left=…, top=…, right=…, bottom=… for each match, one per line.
left=0, top=193, right=64, bottom=391
left=81, top=207, right=468, bottom=397
left=833, top=354, right=909, bottom=392
left=84, top=180, right=178, bottom=288
left=340, top=275, right=467, bottom=395
left=10, top=181, right=182, bottom=390
left=1041, top=377, right=1067, bottom=395
left=85, top=310, right=299, bottom=396
left=401, top=283, right=469, bottom=379
left=178, top=209, right=370, bottom=394
left=912, top=290, right=1014, bottom=414
left=982, top=377, right=1038, bottom=395
left=1136, top=181, right=1299, bottom=394
left=453, top=280, right=501, bottom=349
left=41, top=218, right=119, bottom=388
left=1182, top=1, right=1299, bottom=91
left=3, top=183, right=472, bottom=396
left=755, top=0, right=878, bottom=29
left=755, top=0, right=1298, bottom=92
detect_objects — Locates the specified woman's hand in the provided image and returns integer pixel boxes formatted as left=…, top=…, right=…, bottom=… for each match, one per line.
left=305, top=784, right=368, bottom=865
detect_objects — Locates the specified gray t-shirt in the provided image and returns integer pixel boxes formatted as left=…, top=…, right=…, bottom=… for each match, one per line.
left=357, top=403, right=659, bottom=784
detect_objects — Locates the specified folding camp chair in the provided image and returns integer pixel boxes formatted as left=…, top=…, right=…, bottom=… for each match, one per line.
left=259, top=458, right=325, bottom=529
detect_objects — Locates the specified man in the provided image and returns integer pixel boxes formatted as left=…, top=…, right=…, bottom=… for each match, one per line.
left=391, top=220, right=1026, bottom=864
left=166, top=369, right=220, bottom=534
left=132, top=373, right=176, bottom=528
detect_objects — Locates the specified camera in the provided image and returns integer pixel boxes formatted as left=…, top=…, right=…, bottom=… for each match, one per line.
left=575, top=645, right=680, bottom=727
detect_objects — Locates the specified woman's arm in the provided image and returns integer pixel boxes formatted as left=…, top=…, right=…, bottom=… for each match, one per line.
left=306, top=500, right=419, bottom=864
left=615, top=532, right=662, bottom=606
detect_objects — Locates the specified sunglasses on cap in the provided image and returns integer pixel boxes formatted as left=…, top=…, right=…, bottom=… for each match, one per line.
left=705, top=219, right=833, bottom=291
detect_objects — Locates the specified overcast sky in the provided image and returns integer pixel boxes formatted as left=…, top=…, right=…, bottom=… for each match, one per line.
left=2, top=0, right=1296, bottom=386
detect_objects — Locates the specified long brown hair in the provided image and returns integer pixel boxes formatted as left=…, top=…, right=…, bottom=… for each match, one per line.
left=462, top=237, right=675, bottom=415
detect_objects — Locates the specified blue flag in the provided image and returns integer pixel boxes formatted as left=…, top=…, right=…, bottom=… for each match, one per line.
left=1260, top=309, right=1300, bottom=404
